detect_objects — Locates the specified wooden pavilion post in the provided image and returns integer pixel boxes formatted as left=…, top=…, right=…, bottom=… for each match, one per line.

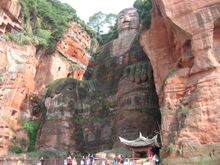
left=132, top=148, right=135, bottom=165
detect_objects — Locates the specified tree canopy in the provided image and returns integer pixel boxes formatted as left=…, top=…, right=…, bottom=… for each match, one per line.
left=133, top=0, right=152, bottom=29
left=88, top=12, right=117, bottom=34
left=16, top=0, right=98, bottom=50
left=18, top=0, right=78, bottom=49
left=100, top=23, right=118, bottom=45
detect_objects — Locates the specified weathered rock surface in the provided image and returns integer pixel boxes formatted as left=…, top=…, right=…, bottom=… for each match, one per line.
left=35, top=22, right=93, bottom=93
left=56, top=22, right=91, bottom=67
left=0, top=41, right=37, bottom=155
left=37, top=79, right=78, bottom=151
left=36, top=78, right=115, bottom=153
left=0, top=0, right=21, bottom=34
left=140, top=0, right=220, bottom=163
left=0, top=2, right=92, bottom=155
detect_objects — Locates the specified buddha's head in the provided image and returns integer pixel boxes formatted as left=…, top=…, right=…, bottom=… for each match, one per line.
left=117, top=8, right=139, bottom=33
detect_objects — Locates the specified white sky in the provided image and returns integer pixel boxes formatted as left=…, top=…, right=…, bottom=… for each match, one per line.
left=60, top=0, right=136, bottom=23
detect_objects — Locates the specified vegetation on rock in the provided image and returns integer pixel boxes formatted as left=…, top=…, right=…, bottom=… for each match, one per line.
left=22, top=120, right=40, bottom=152
left=133, top=0, right=152, bottom=29
left=100, top=24, right=118, bottom=44
left=9, top=146, right=23, bottom=154
left=46, top=78, right=76, bottom=97
left=16, top=0, right=99, bottom=49
left=88, top=11, right=118, bottom=45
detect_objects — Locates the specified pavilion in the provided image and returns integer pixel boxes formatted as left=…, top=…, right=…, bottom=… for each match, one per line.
left=119, top=133, right=159, bottom=159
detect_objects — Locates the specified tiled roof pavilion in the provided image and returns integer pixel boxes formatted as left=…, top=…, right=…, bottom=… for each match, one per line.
left=119, top=133, right=159, bottom=158
left=119, top=133, right=159, bottom=147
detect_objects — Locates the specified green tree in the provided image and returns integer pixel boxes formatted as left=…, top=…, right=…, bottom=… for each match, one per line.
left=88, top=11, right=106, bottom=33
left=88, top=12, right=116, bottom=34
left=133, top=0, right=152, bottom=29
left=100, top=23, right=118, bottom=44
left=105, top=13, right=117, bottom=28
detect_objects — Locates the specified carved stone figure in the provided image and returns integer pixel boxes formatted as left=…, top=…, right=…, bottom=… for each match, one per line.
left=37, top=8, right=160, bottom=153
left=93, top=8, right=160, bottom=146
left=113, top=8, right=139, bottom=56
left=112, top=8, right=159, bottom=145
left=117, top=8, right=139, bottom=33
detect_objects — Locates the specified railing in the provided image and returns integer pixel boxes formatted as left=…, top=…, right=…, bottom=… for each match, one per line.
left=0, top=158, right=63, bottom=165
left=93, top=157, right=151, bottom=165
left=0, top=157, right=152, bottom=165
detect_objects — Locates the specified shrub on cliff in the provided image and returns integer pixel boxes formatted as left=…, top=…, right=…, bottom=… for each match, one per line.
left=19, top=0, right=77, bottom=49
left=18, top=0, right=98, bottom=50
left=9, top=146, right=23, bottom=154
left=100, top=23, right=118, bottom=45
left=133, top=0, right=152, bottom=29
left=22, top=120, right=40, bottom=152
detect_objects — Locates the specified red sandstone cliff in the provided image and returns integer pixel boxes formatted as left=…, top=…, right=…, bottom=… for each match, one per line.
left=140, top=0, right=220, bottom=164
left=0, top=0, right=21, bottom=34
left=0, top=0, right=92, bottom=156
left=0, top=41, right=37, bottom=155
left=3, top=0, right=220, bottom=163
left=34, top=22, right=92, bottom=93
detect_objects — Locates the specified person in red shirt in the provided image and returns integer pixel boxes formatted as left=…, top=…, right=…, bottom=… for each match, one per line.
left=148, top=149, right=155, bottom=165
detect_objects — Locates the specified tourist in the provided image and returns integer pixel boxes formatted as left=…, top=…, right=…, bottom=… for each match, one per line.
left=40, top=157, right=45, bottom=165
left=112, top=157, right=117, bottom=165
left=80, top=156, right=85, bottom=165
left=152, top=154, right=160, bottom=165
left=67, top=156, right=73, bottom=165
left=16, top=160, right=22, bottom=165
left=101, top=158, right=106, bottom=165
left=152, top=146, right=160, bottom=165
left=89, top=154, right=95, bottom=165
left=148, top=149, right=155, bottom=165
left=72, top=157, right=77, bottom=165
left=91, top=155, right=95, bottom=165
left=64, top=158, right=68, bottom=165
left=85, top=156, right=91, bottom=165
left=117, top=154, right=124, bottom=165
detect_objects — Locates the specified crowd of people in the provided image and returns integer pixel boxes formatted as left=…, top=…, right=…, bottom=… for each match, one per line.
left=62, top=154, right=124, bottom=165
left=60, top=151, right=160, bottom=165
left=35, top=147, right=160, bottom=165
left=64, top=154, right=95, bottom=165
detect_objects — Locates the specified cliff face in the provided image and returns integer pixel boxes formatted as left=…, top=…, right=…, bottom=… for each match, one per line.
left=0, top=0, right=92, bottom=156
left=34, top=22, right=93, bottom=93
left=36, top=8, right=160, bottom=154
left=140, top=0, right=220, bottom=163
left=0, top=41, right=36, bottom=155
left=0, top=2, right=36, bottom=155
left=36, top=78, right=116, bottom=153
left=2, top=0, right=220, bottom=163
left=0, top=1, right=159, bottom=157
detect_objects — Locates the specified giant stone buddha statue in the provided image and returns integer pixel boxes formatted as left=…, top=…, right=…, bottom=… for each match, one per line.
left=93, top=8, right=160, bottom=146
left=36, top=7, right=160, bottom=153
left=113, top=8, right=139, bottom=56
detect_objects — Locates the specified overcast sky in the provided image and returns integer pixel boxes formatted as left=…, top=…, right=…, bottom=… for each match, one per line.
left=60, top=0, right=136, bottom=23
